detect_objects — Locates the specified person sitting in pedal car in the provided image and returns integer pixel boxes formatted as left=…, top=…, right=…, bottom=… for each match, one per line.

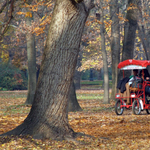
left=139, top=69, right=150, bottom=103
left=139, top=69, right=150, bottom=81
left=128, top=69, right=141, bottom=86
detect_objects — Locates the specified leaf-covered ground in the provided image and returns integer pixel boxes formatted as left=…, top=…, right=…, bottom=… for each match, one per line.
left=0, top=90, right=150, bottom=150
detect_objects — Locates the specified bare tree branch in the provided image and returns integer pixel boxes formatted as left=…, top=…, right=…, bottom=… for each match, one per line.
left=0, top=0, right=11, bottom=14
left=0, top=0, right=15, bottom=41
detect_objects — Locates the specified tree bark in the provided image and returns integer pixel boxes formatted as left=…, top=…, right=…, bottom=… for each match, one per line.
left=147, top=30, right=150, bottom=58
left=74, top=50, right=82, bottom=90
left=1, top=0, right=93, bottom=140
left=68, top=50, right=82, bottom=112
left=110, top=0, right=120, bottom=100
left=98, top=2, right=109, bottom=104
left=68, top=81, right=82, bottom=112
left=137, top=24, right=149, bottom=60
left=122, top=0, right=138, bottom=77
left=25, top=11, right=37, bottom=105
left=137, top=0, right=150, bottom=60
left=0, top=0, right=14, bottom=41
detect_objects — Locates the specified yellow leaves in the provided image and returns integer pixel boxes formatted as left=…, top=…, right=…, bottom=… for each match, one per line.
left=17, top=12, right=26, bottom=15
left=126, top=3, right=138, bottom=12
left=33, top=15, right=51, bottom=36
left=33, top=26, right=45, bottom=36
left=40, top=16, right=51, bottom=26
left=1, top=122, right=7, bottom=125
left=104, top=20, right=112, bottom=29
left=46, top=1, right=53, bottom=8
left=86, top=20, right=91, bottom=26
left=118, top=16, right=125, bottom=21
left=40, top=16, right=46, bottom=22
left=102, top=6, right=109, bottom=9
left=0, top=50, right=9, bottom=63
left=34, top=27, right=40, bottom=32
left=25, top=12, right=32, bottom=18
left=95, top=20, right=103, bottom=24
left=17, top=12, right=32, bottom=18
left=87, top=49, right=90, bottom=52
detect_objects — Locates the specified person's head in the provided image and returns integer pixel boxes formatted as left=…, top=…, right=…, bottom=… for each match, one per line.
left=139, top=69, right=150, bottom=79
left=133, top=69, right=138, bottom=76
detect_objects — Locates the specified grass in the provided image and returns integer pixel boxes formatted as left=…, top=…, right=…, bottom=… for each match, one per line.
left=0, top=89, right=111, bottom=116
left=0, top=91, right=27, bottom=98
left=3, top=104, right=30, bottom=115
left=81, top=80, right=104, bottom=85
left=77, top=93, right=103, bottom=100
left=81, top=80, right=112, bottom=89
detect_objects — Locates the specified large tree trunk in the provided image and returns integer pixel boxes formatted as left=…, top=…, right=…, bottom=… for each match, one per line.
left=110, top=0, right=120, bottom=100
left=25, top=11, right=37, bottom=105
left=137, top=0, right=150, bottom=60
left=1, top=0, right=93, bottom=140
left=147, top=30, right=150, bottom=58
left=122, top=0, right=138, bottom=77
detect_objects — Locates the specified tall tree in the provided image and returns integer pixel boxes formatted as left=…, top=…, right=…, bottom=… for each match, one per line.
left=96, top=1, right=109, bottom=104
left=24, top=1, right=37, bottom=105
left=1, top=0, right=94, bottom=140
left=122, top=0, right=139, bottom=77
left=122, top=0, right=138, bottom=61
left=110, top=0, right=120, bottom=100
left=137, top=0, right=150, bottom=60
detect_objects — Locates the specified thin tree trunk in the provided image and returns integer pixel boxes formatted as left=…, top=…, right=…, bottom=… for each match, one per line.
left=110, top=0, right=120, bottom=100
left=1, top=0, right=94, bottom=140
left=68, top=50, right=83, bottom=112
left=137, top=24, right=149, bottom=60
left=98, top=2, right=109, bottom=104
left=25, top=11, right=36, bottom=105
left=74, top=50, right=82, bottom=90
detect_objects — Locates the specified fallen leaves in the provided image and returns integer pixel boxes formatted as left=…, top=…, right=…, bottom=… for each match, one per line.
left=0, top=90, right=150, bottom=149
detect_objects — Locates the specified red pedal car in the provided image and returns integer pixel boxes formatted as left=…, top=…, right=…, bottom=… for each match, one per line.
left=115, top=59, right=150, bottom=115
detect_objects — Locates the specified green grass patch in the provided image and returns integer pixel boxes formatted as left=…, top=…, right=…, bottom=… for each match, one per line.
left=81, top=80, right=112, bottom=89
left=81, top=80, right=112, bottom=85
left=3, top=104, right=30, bottom=115
left=81, top=80, right=103, bottom=85
left=77, top=94, right=103, bottom=100
left=0, top=91, right=27, bottom=98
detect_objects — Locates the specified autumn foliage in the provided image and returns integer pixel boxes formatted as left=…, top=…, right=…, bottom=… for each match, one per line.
left=0, top=90, right=150, bottom=149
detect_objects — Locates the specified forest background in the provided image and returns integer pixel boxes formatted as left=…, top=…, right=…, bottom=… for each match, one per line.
left=0, top=0, right=150, bottom=149
left=1, top=0, right=150, bottom=95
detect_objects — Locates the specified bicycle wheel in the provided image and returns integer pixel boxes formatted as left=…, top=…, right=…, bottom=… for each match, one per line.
left=146, top=109, right=150, bottom=114
left=115, top=99, right=124, bottom=115
left=132, top=99, right=141, bottom=115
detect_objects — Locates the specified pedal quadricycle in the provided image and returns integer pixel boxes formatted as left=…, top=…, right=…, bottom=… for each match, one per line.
left=115, top=59, right=150, bottom=115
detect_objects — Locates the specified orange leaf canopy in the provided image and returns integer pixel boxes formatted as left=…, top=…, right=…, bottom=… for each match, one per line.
left=118, top=59, right=150, bottom=70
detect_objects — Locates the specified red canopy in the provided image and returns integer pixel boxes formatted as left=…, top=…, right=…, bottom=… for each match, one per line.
left=118, top=59, right=150, bottom=70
